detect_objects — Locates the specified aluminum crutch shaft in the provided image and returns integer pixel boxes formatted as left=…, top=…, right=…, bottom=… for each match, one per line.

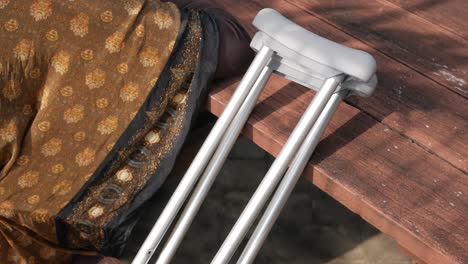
left=155, top=67, right=274, bottom=264
left=212, top=75, right=346, bottom=264
left=132, top=46, right=274, bottom=264
left=237, top=89, right=348, bottom=264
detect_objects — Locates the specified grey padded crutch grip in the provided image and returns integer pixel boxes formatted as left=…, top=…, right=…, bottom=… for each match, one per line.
left=251, top=8, right=378, bottom=97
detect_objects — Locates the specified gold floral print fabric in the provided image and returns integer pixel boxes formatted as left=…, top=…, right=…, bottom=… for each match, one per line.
left=0, top=0, right=184, bottom=263
left=61, top=12, right=203, bottom=252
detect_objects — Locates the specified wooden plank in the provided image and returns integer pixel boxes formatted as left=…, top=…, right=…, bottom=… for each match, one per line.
left=385, top=0, right=468, bottom=40
left=213, top=0, right=468, bottom=180
left=208, top=75, right=468, bottom=264
left=285, top=0, right=467, bottom=98
left=207, top=0, right=468, bottom=263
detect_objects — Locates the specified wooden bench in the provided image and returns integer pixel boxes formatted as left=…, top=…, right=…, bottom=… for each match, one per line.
left=206, top=1, right=468, bottom=263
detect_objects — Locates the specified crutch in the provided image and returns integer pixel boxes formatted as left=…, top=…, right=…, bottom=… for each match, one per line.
left=212, top=9, right=377, bottom=263
left=132, top=26, right=275, bottom=264
left=133, top=8, right=377, bottom=264
left=235, top=88, right=348, bottom=264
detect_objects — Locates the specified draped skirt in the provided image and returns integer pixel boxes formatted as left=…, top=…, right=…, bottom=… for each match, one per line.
left=0, top=1, right=218, bottom=262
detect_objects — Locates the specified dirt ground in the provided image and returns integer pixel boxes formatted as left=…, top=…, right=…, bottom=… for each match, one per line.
left=122, top=121, right=413, bottom=264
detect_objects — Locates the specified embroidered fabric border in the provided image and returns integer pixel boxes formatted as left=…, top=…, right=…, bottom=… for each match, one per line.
left=56, top=10, right=219, bottom=256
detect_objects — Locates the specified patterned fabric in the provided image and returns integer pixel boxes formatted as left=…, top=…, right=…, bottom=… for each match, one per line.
left=0, top=1, right=218, bottom=263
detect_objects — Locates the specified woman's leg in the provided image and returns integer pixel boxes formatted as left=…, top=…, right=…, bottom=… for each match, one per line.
left=166, top=0, right=255, bottom=80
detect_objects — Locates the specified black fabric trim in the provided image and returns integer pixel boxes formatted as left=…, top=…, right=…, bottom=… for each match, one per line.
left=55, top=10, right=190, bottom=250
left=55, top=9, right=219, bottom=257
left=102, top=11, right=219, bottom=256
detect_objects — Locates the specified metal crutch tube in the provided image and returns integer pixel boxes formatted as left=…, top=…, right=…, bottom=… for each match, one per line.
left=155, top=67, right=274, bottom=264
left=212, top=74, right=346, bottom=264
left=132, top=46, right=274, bottom=264
left=237, top=89, right=349, bottom=264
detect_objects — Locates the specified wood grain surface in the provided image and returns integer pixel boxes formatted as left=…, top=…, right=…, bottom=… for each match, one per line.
left=207, top=0, right=468, bottom=263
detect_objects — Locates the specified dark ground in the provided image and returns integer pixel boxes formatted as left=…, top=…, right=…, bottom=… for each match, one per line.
left=121, top=121, right=413, bottom=264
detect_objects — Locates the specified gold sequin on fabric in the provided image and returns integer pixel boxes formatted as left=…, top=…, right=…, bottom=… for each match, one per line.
left=60, top=86, right=74, bottom=97
left=117, top=63, right=129, bottom=74
left=17, top=155, right=29, bottom=166
left=81, top=49, right=94, bottom=61
left=51, top=164, right=64, bottom=174
left=100, top=11, right=114, bottom=23
left=38, top=121, right=51, bottom=132
left=74, top=131, right=86, bottom=142
left=136, top=24, right=145, bottom=37
left=5, top=18, right=19, bottom=32
left=88, top=206, right=104, bottom=219
left=30, top=67, right=41, bottom=79
left=145, top=131, right=160, bottom=145
left=46, top=29, right=59, bottom=41
left=116, top=169, right=133, bottom=183
left=173, top=93, right=187, bottom=104
left=96, top=98, right=109, bottom=109
left=28, top=195, right=40, bottom=205
left=23, top=104, right=33, bottom=115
